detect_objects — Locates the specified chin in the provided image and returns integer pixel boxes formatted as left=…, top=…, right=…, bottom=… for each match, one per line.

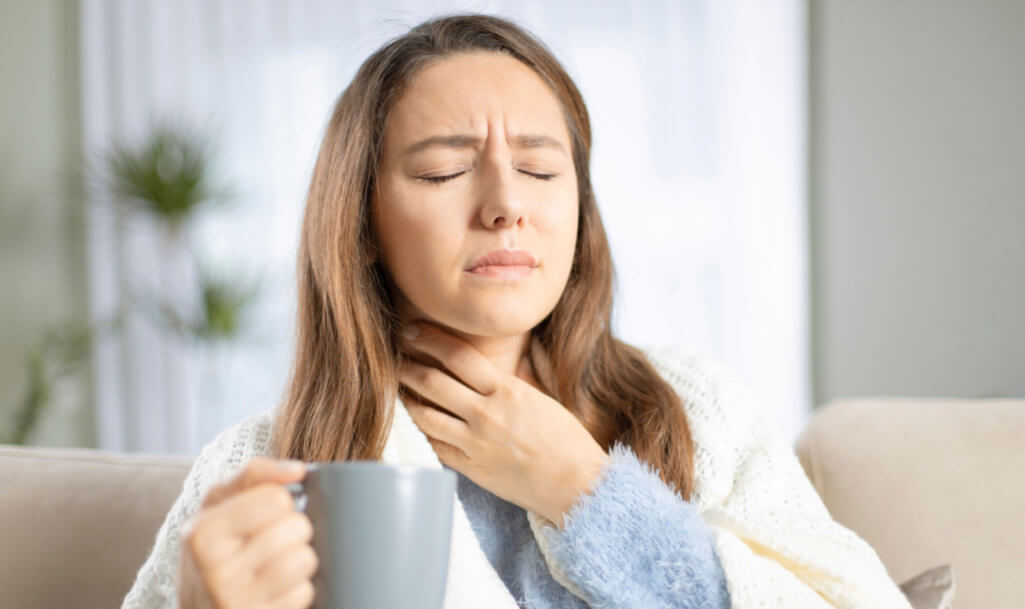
left=462, top=316, right=536, bottom=338
left=456, top=303, right=546, bottom=338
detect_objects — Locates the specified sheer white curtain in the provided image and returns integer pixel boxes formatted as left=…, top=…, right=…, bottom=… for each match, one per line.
left=80, top=0, right=809, bottom=456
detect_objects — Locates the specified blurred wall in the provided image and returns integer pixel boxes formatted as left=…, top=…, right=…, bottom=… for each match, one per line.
left=0, top=0, right=95, bottom=447
left=809, top=0, right=1025, bottom=405
left=2, top=0, right=1023, bottom=448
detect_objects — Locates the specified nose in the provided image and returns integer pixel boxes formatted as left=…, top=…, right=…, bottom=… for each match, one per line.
left=477, top=153, right=527, bottom=230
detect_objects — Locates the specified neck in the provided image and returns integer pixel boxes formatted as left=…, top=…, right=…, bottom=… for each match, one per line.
left=393, top=300, right=539, bottom=387
left=447, top=328, right=533, bottom=379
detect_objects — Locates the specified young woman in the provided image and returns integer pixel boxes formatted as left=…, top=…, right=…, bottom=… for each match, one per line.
left=123, top=13, right=913, bottom=609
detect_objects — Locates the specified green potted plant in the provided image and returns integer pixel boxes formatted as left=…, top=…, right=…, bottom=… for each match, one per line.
left=5, top=121, right=261, bottom=446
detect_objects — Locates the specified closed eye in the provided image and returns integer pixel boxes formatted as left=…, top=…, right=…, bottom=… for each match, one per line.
left=417, top=169, right=558, bottom=185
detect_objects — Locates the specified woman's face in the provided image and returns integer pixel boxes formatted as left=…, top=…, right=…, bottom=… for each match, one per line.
left=372, top=51, right=579, bottom=338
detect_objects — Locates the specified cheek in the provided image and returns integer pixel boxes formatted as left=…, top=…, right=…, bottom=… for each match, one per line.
left=541, top=188, right=579, bottom=261
left=376, top=194, right=458, bottom=282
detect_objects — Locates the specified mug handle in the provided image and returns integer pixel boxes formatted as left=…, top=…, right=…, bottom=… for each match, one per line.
left=284, top=481, right=308, bottom=513
left=284, top=462, right=317, bottom=514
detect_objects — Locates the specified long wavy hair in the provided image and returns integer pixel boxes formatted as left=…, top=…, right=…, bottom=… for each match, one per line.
left=270, top=13, right=697, bottom=500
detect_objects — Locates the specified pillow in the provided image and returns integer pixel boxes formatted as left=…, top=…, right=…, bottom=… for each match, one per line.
left=898, top=564, right=956, bottom=609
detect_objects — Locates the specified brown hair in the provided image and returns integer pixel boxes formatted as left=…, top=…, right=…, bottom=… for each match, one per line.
left=271, top=13, right=697, bottom=500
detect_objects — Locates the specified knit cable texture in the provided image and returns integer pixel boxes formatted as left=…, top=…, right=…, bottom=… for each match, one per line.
left=526, top=348, right=915, bottom=609
left=121, top=347, right=913, bottom=609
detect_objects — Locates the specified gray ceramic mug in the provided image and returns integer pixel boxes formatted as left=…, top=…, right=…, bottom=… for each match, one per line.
left=284, top=461, right=456, bottom=609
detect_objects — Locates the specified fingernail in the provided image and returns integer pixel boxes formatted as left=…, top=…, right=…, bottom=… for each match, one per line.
left=277, top=460, right=305, bottom=471
left=401, top=323, right=420, bottom=340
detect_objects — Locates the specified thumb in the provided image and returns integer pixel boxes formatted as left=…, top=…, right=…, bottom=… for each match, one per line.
left=201, top=457, right=307, bottom=509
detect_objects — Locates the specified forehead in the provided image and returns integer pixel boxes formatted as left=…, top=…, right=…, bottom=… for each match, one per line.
left=384, top=51, right=571, bottom=148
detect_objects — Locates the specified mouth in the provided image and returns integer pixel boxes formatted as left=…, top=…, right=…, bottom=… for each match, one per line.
left=464, top=248, right=539, bottom=281
left=465, top=265, right=536, bottom=279
left=465, top=248, right=539, bottom=273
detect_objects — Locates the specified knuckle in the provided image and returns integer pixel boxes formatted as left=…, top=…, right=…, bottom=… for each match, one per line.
left=242, top=457, right=273, bottom=481
left=465, top=408, right=485, bottom=430
left=254, top=482, right=294, bottom=513
left=419, top=404, right=440, bottom=427
left=505, top=382, right=525, bottom=403
left=275, top=488, right=297, bottom=513
left=473, top=402, right=501, bottom=430
left=207, top=579, right=235, bottom=609
left=273, top=513, right=311, bottom=546
left=192, top=527, right=235, bottom=564
left=293, top=513, right=314, bottom=542
left=449, top=348, right=472, bottom=371
left=417, top=366, right=437, bottom=390
left=204, top=562, right=234, bottom=593
left=301, top=544, right=319, bottom=575
left=493, top=381, right=514, bottom=402
left=297, top=580, right=315, bottom=606
left=225, top=596, right=251, bottom=609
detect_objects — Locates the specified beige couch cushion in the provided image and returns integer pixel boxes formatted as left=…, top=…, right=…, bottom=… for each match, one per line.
left=794, top=398, right=1025, bottom=609
left=0, top=445, right=191, bottom=609
left=2, top=397, right=1021, bottom=609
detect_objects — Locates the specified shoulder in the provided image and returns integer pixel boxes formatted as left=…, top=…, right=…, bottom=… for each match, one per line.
left=636, top=345, right=776, bottom=506
left=119, top=410, right=276, bottom=606
left=201, top=408, right=275, bottom=472
left=638, top=345, right=765, bottom=433
left=178, top=409, right=276, bottom=511
left=204, top=408, right=275, bottom=463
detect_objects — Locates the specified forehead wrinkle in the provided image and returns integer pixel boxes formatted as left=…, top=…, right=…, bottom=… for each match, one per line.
left=390, top=56, right=570, bottom=158
left=401, top=132, right=567, bottom=157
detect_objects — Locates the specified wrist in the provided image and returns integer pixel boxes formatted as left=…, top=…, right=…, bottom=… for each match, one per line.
left=547, top=448, right=610, bottom=529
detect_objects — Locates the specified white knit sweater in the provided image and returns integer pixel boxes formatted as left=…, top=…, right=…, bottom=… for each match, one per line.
left=121, top=347, right=913, bottom=609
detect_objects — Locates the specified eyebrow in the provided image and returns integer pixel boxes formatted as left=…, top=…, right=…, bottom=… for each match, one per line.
left=402, top=133, right=568, bottom=156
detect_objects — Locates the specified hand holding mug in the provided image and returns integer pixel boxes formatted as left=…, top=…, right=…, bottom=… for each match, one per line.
left=177, top=457, right=317, bottom=609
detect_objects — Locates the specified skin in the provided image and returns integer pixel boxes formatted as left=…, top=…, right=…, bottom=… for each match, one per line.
left=177, top=458, right=316, bottom=609
left=177, top=51, right=611, bottom=608
left=372, top=51, right=610, bottom=528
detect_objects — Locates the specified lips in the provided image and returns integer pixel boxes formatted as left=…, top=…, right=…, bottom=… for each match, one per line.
left=466, top=249, right=538, bottom=271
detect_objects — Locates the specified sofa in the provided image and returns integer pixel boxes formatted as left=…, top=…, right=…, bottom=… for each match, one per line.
left=1, top=397, right=1022, bottom=608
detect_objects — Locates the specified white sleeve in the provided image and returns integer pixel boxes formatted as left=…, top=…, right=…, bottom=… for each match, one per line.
left=120, top=414, right=267, bottom=609
left=120, top=445, right=215, bottom=609
left=659, top=353, right=914, bottom=609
